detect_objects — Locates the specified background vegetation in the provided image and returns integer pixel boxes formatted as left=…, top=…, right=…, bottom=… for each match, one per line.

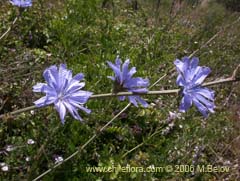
left=0, top=0, right=239, bottom=180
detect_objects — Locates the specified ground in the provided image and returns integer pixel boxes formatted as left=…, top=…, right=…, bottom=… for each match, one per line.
left=0, top=0, right=239, bottom=180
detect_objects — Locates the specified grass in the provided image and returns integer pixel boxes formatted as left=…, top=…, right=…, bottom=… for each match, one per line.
left=0, top=0, right=239, bottom=180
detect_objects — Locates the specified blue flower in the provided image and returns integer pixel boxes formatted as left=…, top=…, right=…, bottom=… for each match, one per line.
left=33, top=64, right=93, bottom=124
left=10, top=0, right=32, bottom=7
left=174, top=57, right=215, bottom=117
left=107, top=56, right=149, bottom=107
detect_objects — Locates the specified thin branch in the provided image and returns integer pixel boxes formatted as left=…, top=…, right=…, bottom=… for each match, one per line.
left=0, top=73, right=239, bottom=120
left=0, top=16, right=18, bottom=41
left=189, top=16, right=240, bottom=58
left=0, top=105, right=38, bottom=119
left=122, top=121, right=174, bottom=158
left=32, top=105, right=130, bottom=181
left=90, top=89, right=179, bottom=99
left=32, top=71, right=173, bottom=181
left=14, top=16, right=240, bottom=180
left=121, top=128, right=163, bottom=159
left=30, top=67, right=240, bottom=180
left=120, top=64, right=240, bottom=159
left=121, top=142, right=144, bottom=158
left=151, top=16, right=240, bottom=89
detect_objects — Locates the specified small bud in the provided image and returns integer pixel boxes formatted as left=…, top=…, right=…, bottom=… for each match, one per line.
left=0, top=162, right=6, bottom=167
left=54, top=156, right=63, bottom=164
left=30, top=110, right=35, bottom=115
left=27, top=139, right=35, bottom=145
left=1, top=165, right=9, bottom=172
left=5, top=145, right=15, bottom=152
left=25, top=157, right=31, bottom=162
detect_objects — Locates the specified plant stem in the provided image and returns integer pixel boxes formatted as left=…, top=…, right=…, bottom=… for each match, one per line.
left=28, top=16, right=240, bottom=180
left=30, top=67, right=239, bottom=181
left=0, top=105, right=38, bottom=119
left=90, top=89, right=179, bottom=99
left=0, top=16, right=18, bottom=41
left=0, top=74, right=239, bottom=119
left=32, top=71, right=171, bottom=180
left=32, top=105, right=130, bottom=181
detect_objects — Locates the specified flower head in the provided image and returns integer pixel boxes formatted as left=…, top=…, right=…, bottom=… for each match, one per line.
left=107, top=56, right=149, bottom=107
left=10, top=0, right=32, bottom=7
left=33, top=64, right=92, bottom=124
left=174, top=57, right=215, bottom=117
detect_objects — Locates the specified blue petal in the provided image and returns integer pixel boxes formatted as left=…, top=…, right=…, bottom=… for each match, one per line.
left=192, top=98, right=209, bottom=117
left=107, top=61, right=122, bottom=83
left=182, top=57, right=190, bottom=67
left=176, top=75, right=186, bottom=87
left=55, top=101, right=67, bottom=124
left=65, top=82, right=85, bottom=94
left=43, top=65, right=59, bottom=90
left=194, top=87, right=215, bottom=101
left=124, top=78, right=149, bottom=89
left=73, top=73, right=84, bottom=81
left=107, top=76, right=115, bottom=81
left=42, top=86, right=57, bottom=97
left=128, top=88, right=148, bottom=93
left=10, top=0, right=32, bottom=7
left=174, top=58, right=185, bottom=75
left=179, top=94, right=192, bottom=112
left=194, top=93, right=215, bottom=113
left=186, top=66, right=201, bottom=83
left=77, top=105, right=91, bottom=114
left=69, top=91, right=92, bottom=104
left=127, top=67, right=137, bottom=80
left=118, top=96, right=126, bottom=101
left=63, top=101, right=82, bottom=121
left=34, top=96, right=56, bottom=107
left=192, top=67, right=211, bottom=85
left=128, top=96, right=138, bottom=107
left=115, top=56, right=122, bottom=68
left=190, top=57, right=199, bottom=69
left=34, top=96, right=47, bottom=107
left=33, top=83, right=46, bottom=92
left=135, top=96, right=148, bottom=107
left=122, top=59, right=130, bottom=82
left=66, top=99, right=91, bottom=114
left=58, top=64, right=73, bottom=92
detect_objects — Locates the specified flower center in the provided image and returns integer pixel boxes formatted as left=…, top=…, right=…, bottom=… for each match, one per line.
left=113, top=81, right=126, bottom=93
left=58, top=92, right=64, bottom=100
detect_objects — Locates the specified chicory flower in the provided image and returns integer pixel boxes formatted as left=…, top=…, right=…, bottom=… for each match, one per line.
left=107, top=56, right=149, bottom=107
left=174, top=57, right=215, bottom=117
left=33, top=64, right=92, bottom=124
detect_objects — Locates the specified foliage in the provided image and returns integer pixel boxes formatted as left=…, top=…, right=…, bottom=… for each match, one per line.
left=0, top=0, right=239, bottom=180
left=217, top=0, right=240, bottom=12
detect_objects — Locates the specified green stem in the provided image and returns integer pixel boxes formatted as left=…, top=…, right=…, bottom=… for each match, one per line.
left=30, top=16, right=240, bottom=180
